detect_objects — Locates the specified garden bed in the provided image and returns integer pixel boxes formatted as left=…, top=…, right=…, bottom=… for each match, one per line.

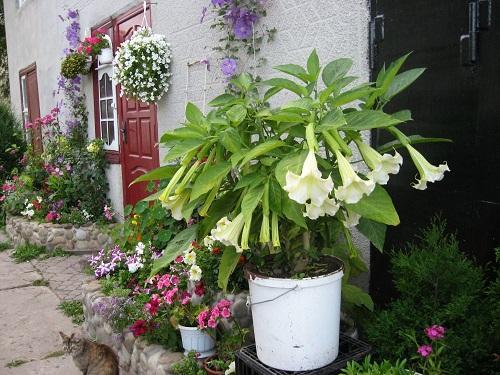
left=82, top=280, right=183, bottom=375
left=6, top=215, right=115, bottom=253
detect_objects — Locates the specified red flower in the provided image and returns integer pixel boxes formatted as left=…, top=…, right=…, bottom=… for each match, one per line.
left=194, top=282, right=205, bottom=297
left=144, top=294, right=161, bottom=316
left=85, top=46, right=92, bottom=54
left=211, top=247, right=221, bottom=255
left=130, top=320, right=148, bottom=337
left=238, top=255, right=246, bottom=265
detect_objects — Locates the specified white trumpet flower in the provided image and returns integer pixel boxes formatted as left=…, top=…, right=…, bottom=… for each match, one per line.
left=161, top=192, right=189, bottom=221
left=342, top=209, right=361, bottom=228
left=357, top=141, right=403, bottom=185
left=406, top=145, right=450, bottom=190
left=304, top=197, right=340, bottom=220
left=334, top=150, right=375, bottom=204
left=210, top=213, right=245, bottom=252
left=284, top=151, right=334, bottom=207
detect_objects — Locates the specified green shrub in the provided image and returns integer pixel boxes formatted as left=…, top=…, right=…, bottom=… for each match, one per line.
left=60, top=53, right=88, bottom=79
left=0, top=101, right=26, bottom=182
left=58, top=300, right=84, bottom=325
left=364, top=218, right=500, bottom=374
left=340, top=356, right=413, bottom=375
left=11, top=243, right=46, bottom=262
left=171, top=352, right=204, bottom=375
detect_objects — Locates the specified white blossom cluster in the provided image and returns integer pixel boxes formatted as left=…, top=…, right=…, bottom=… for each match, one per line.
left=113, top=27, right=172, bottom=104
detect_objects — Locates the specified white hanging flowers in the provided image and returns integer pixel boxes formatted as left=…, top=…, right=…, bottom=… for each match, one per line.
left=356, top=141, right=403, bottom=185
left=334, top=150, right=376, bottom=204
left=210, top=214, right=246, bottom=252
left=406, top=144, right=450, bottom=190
left=113, top=26, right=172, bottom=103
left=161, top=193, right=189, bottom=221
left=304, top=198, right=340, bottom=220
left=284, top=150, right=334, bottom=206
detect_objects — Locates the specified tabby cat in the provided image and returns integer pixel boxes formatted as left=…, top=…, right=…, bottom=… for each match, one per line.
left=59, top=331, right=119, bottom=375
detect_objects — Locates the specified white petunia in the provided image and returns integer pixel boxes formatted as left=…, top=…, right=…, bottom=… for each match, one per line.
left=189, top=265, right=202, bottom=281
left=183, top=251, right=196, bottom=265
left=334, top=150, right=375, bottom=204
left=406, top=145, right=450, bottom=190
left=135, top=242, right=145, bottom=255
left=284, top=151, right=334, bottom=207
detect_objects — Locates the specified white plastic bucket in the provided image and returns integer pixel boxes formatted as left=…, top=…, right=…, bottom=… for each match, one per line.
left=247, top=258, right=344, bottom=371
left=178, top=325, right=216, bottom=358
left=98, top=48, right=114, bottom=65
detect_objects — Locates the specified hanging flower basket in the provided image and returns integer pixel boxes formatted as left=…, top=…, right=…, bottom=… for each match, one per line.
left=113, top=26, right=172, bottom=104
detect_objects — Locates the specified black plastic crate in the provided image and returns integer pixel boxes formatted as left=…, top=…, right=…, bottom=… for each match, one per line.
left=235, top=334, right=371, bottom=375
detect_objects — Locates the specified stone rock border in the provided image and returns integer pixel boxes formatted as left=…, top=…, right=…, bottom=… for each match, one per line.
left=5, top=215, right=115, bottom=253
left=82, top=280, right=182, bottom=375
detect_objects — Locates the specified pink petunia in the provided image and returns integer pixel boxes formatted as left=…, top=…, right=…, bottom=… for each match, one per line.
left=221, top=307, right=231, bottom=319
left=162, top=287, right=178, bottom=305
left=197, top=310, right=209, bottom=329
left=417, top=345, right=433, bottom=358
left=180, top=291, right=191, bottom=305
left=207, top=318, right=217, bottom=329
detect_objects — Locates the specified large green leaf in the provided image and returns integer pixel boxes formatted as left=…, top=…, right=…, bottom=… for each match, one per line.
left=357, top=217, right=386, bottom=252
left=342, top=283, right=374, bottom=311
left=130, top=165, right=177, bottom=185
left=282, top=195, right=307, bottom=229
left=274, top=64, right=309, bottom=83
left=275, top=150, right=307, bottom=187
left=342, top=110, right=402, bottom=131
left=150, top=225, right=198, bottom=276
left=281, top=98, right=314, bottom=113
left=316, top=109, right=346, bottom=132
left=241, top=184, right=265, bottom=222
left=160, top=128, right=205, bottom=143
left=265, top=112, right=304, bottom=123
left=269, top=178, right=283, bottom=214
left=235, top=172, right=266, bottom=190
left=208, top=93, right=239, bottom=107
left=307, top=49, right=320, bottom=81
left=377, top=135, right=452, bottom=154
left=330, top=85, right=374, bottom=107
left=185, top=102, right=204, bottom=125
left=220, top=128, right=244, bottom=153
left=230, top=73, right=253, bottom=92
left=382, top=68, right=425, bottom=101
left=346, top=185, right=400, bottom=226
left=239, top=140, right=286, bottom=167
left=263, top=78, right=308, bottom=97
left=322, top=58, right=353, bottom=86
left=190, top=162, right=231, bottom=200
left=164, top=139, right=204, bottom=162
left=226, top=104, right=247, bottom=126
left=218, top=247, right=241, bottom=290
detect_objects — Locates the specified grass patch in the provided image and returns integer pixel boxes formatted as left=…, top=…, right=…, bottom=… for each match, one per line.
left=11, top=243, right=47, bottom=262
left=41, top=350, right=65, bottom=360
left=58, top=300, right=84, bottom=325
left=32, top=279, right=50, bottom=287
left=82, top=263, right=95, bottom=276
left=0, top=241, right=11, bottom=252
left=5, top=359, right=30, bottom=368
left=39, top=248, right=71, bottom=259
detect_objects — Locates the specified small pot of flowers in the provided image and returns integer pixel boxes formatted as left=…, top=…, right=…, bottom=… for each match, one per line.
left=146, top=50, right=450, bottom=371
left=203, top=328, right=247, bottom=375
left=78, top=30, right=112, bottom=64
left=60, top=52, right=89, bottom=79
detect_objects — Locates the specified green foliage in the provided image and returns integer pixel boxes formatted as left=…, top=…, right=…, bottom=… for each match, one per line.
left=60, top=53, right=88, bottom=79
left=171, top=352, right=204, bottom=375
left=0, top=241, right=11, bottom=251
left=340, top=356, right=412, bottom=375
left=0, top=101, right=26, bottom=181
left=364, top=218, right=500, bottom=374
left=32, top=279, right=50, bottom=287
left=58, top=300, right=84, bottom=325
left=11, top=243, right=46, bottom=262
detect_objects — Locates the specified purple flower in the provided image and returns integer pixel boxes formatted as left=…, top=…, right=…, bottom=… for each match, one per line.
left=424, top=325, right=446, bottom=341
left=417, top=344, right=433, bottom=358
left=220, top=58, right=238, bottom=76
left=233, top=17, right=253, bottom=39
left=67, top=9, right=79, bottom=19
left=212, top=0, right=231, bottom=6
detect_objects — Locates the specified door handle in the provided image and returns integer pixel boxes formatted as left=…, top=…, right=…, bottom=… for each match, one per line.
left=120, top=120, right=127, bottom=144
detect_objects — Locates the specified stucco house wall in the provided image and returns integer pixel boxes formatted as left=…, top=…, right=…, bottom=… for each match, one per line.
left=4, top=0, right=371, bottom=285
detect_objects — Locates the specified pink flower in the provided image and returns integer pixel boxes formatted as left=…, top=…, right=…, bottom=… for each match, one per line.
left=217, top=299, right=232, bottom=309
left=424, top=325, right=446, bottom=341
left=194, top=282, right=205, bottom=296
left=162, top=287, right=178, bottom=305
left=170, top=275, right=180, bottom=286
left=130, top=320, right=148, bottom=337
left=180, top=291, right=191, bottom=305
left=174, top=255, right=184, bottom=263
left=207, top=318, right=217, bottom=329
left=210, top=307, right=220, bottom=319
left=145, top=294, right=161, bottom=316
left=197, top=310, right=209, bottom=329
left=417, top=344, right=433, bottom=358
left=157, top=274, right=172, bottom=289
left=221, top=307, right=231, bottom=319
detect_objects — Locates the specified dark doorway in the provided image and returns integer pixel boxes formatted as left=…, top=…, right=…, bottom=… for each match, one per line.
left=369, top=0, right=500, bottom=304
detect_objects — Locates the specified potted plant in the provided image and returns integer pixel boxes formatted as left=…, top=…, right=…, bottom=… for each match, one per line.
left=78, top=30, right=112, bottom=64
left=143, top=50, right=450, bottom=371
left=60, top=52, right=89, bottom=79
left=203, top=329, right=247, bottom=375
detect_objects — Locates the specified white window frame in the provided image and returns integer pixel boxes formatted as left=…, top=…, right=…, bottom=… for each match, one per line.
left=97, top=66, right=119, bottom=151
left=19, top=75, right=31, bottom=142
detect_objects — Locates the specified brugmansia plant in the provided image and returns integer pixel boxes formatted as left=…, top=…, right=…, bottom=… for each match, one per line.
left=137, top=51, right=450, bottom=310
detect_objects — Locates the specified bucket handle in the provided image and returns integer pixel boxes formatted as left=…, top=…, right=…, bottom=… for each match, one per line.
left=246, top=284, right=299, bottom=308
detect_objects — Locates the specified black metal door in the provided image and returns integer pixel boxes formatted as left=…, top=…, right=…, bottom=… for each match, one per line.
left=369, top=0, right=500, bottom=303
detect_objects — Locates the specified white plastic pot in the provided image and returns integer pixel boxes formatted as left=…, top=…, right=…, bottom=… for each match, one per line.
left=178, top=325, right=216, bottom=358
left=247, top=258, right=344, bottom=371
left=98, top=48, right=114, bottom=65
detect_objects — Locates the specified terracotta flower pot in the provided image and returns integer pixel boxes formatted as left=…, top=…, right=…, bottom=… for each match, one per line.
left=203, top=357, right=225, bottom=375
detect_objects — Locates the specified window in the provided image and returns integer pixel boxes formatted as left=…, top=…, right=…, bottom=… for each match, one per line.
left=20, top=75, right=31, bottom=142
left=97, top=66, right=118, bottom=151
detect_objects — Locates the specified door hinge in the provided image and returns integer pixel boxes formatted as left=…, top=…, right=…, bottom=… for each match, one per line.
left=369, top=14, right=384, bottom=70
left=461, top=0, right=492, bottom=66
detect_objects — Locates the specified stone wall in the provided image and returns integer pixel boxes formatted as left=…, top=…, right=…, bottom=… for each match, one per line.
left=5, top=216, right=114, bottom=253
left=82, top=281, right=183, bottom=375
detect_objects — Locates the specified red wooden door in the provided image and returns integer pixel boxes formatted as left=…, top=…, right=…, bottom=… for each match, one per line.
left=20, top=66, right=42, bottom=153
left=115, top=7, right=159, bottom=206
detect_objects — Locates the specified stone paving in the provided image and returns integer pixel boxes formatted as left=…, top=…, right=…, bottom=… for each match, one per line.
left=0, top=230, right=81, bottom=374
